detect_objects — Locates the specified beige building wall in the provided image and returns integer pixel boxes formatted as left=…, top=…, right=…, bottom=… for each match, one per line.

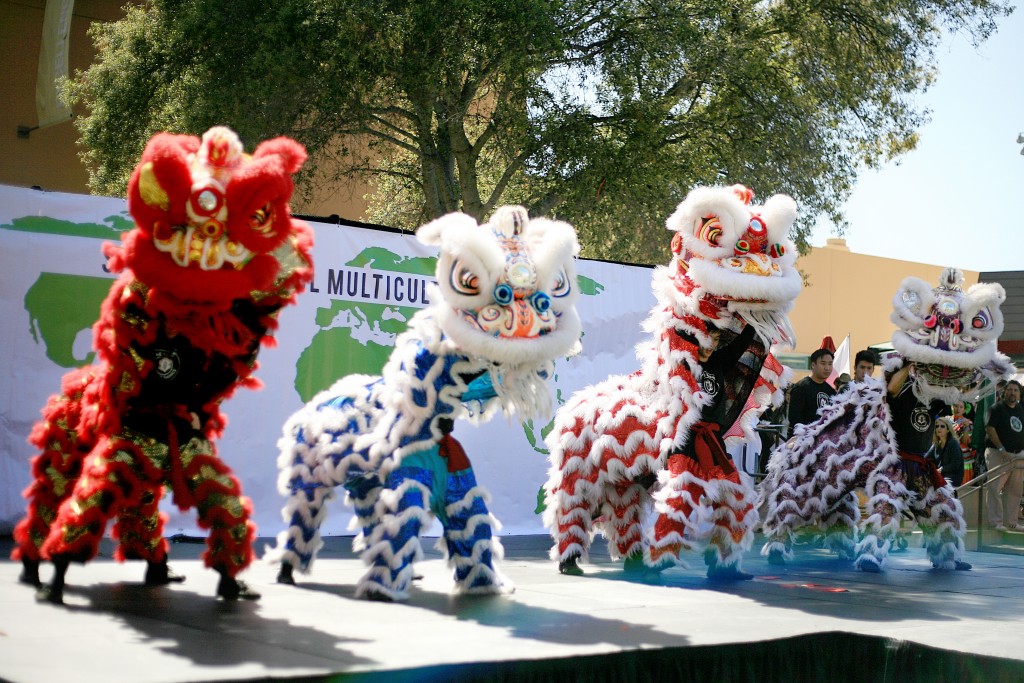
left=1, top=0, right=370, bottom=220
left=787, top=237, right=979, bottom=376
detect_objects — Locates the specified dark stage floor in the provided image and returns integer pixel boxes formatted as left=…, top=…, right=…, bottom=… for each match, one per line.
left=2, top=534, right=1023, bottom=683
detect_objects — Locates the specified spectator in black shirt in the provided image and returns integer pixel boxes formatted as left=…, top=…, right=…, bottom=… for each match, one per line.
left=787, top=348, right=836, bottom=432
left=984, top=380, right=1024, bottom=531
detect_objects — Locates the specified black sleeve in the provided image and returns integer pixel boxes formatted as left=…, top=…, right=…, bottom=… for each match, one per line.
left=712, top=324, right=757, bottom=369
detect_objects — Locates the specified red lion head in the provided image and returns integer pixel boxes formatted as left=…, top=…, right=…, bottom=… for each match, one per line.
left=116, top=126, right=309, bottom=304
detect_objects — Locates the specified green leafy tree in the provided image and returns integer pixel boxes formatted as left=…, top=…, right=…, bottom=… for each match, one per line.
left=65, top=0, right=1011, bottom=263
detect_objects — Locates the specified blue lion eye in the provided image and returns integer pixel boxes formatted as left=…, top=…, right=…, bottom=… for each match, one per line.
left=493, top=283, right=514, bottom=305
left=531, top=291, right=551, bottom=313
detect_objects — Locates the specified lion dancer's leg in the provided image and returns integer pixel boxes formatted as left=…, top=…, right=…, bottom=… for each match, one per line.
left=112, top=486, right=184, bottom=586
left=37, top=432, right=158, bottom=604
left=855, top=460, right=905, bottom=572
left=441, top=467, right=511, bottom=594
left=903, top=460, right=972, bottom=570
left=174, top=435, right=259, bottom=600
left=271, top=409, right=372, bottom=584
left=272, top=449, right=342, bottom=585
left=761, top=446, right=843, bottom=565
left=647, top=454, right=702, bottom=571
left=604, top=479, right=652, bottom=571
left=819, top=494, right=860, bottom=560
left=428, top=430, right=510, bottom=594
left=12, top=368, right=94, bottom=587
left=818, top=454, right=871, bottom=560
left=702, top=469, right=757, bottom=580
left=356, top=466, right=434, bottom=601
left=916, top=485, right=971, bottom=570
left=543, top=436, right=600, bottom=576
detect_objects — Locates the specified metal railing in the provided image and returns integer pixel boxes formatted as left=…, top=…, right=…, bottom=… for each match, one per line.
left=956, top=457, right=1024, bottom=552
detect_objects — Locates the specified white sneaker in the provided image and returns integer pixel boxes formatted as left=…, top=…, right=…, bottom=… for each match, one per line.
left=995, top=524, right=1008, bottom=532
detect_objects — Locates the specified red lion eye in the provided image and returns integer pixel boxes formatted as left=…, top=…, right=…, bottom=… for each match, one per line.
left=923, top=314, right=937, bottom=329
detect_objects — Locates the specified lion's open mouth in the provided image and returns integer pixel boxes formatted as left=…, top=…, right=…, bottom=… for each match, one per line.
left=153, top=225, right=251, bottom=270
left=916, top=363, right=977, bottom=387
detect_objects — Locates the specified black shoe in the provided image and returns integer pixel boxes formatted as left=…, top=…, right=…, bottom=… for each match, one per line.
left=144, top=559, right=186, bottom=586
left=558, top=554, right=584, bottom=576
left=19, top=559, right=41, bottom=588
left=276, top=563, right=296, bottom=585
left=622, top=552, right=647, bottom=574
left=955, top=560, right=972, bottom=571
left=216, top=575, right=261, bottom=601
left=766, top=549, right=786, bottom=566
left=857, top=557, right=882, bottom=573
left=35, top=583, right=63, bottom=604
left=707, top=564, right=755, bottom=581
left=364, top=589, right=394, bottom=602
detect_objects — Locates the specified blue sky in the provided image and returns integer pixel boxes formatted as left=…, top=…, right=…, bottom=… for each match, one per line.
left=811, top=5, right=1024, bottom=274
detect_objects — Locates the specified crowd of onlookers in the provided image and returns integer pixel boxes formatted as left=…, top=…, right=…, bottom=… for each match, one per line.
left=757, top=347, right=1024, bottom=530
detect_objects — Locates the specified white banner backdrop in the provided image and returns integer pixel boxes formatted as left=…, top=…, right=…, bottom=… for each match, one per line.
left=0, top=184, right=661, bottom=539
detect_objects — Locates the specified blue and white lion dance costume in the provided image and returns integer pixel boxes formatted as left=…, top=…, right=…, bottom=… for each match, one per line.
left=269, top=206, right=581, bottom=601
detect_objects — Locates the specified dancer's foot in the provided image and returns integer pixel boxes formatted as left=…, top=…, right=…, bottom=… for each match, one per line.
left=36, top=558, right=68, bottom=604
left=766, top=549, right=787, bottom=566
left=276, top=562, right=296, bottom=585
left=706, top=562, right=754, bottom=581
left=216, top=575, right=261, bottom=601
left=705, top=549, right=754, bottom=580
left=35, top=583, right=63, bottom=604
left=856, top=557, right=882, bottom=573
left=144, top=559, right=186, bottom=586
left=19, top=558, right=41, bottom=587
left=934, top=559, right=973, bottom=571
left=558, top=554, right=584, bottom=576
left=622, top=552, right=646, bottom=574
left=364, top=589, right=394, bottom=602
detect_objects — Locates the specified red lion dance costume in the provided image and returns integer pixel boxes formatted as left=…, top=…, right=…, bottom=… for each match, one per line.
left=12, top=126, right=313, bottom=603
left=544, top=185, right=799, bottom=580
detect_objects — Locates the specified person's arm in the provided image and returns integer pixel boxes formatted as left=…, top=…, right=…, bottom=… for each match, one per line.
left=986, top=424, right=1004, bottom=451
left=712, top=324, right=757, bottom=368
left=887, top=363, right=912, bottom=399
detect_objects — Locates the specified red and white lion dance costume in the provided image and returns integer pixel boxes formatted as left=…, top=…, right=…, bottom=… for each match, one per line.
left=543, top=185, right=800, bottom=579
left=12, top=126, right=313, bottom=602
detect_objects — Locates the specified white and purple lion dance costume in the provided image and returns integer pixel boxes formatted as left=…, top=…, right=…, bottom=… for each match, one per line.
left=761, top=268, right=1014, bottom=571
left=543, top=184, right=798, bottom=578
left=270, top=206, right=581, bottom=601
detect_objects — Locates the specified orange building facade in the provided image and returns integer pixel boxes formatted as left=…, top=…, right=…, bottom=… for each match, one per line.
left=785, top=238, right=982, bottom=377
